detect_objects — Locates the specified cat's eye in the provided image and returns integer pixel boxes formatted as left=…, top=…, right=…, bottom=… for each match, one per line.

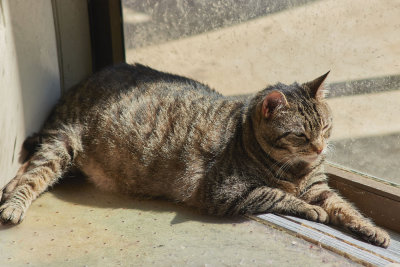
left=275, top=132, right=291, bottom=141
left=294, top=133, right=309, bottom=142
left=322, top=125, right=329, bottom=131
left=322, top=125, right=331, bottom=138
left=295, top=133, right=307, bottom=138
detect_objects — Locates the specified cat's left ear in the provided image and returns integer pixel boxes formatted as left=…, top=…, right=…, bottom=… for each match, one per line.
left=303, top=71, right=330, bottom=100
left=262, top=91, right=289, bottom=118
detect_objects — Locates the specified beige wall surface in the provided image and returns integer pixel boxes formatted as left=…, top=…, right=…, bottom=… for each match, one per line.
left=53, top=0, right=92, bottom=92
left=0, top=0, right=61, bottom=188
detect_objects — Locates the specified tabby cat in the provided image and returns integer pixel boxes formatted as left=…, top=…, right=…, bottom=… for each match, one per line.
left=0, top=64, right=390, bottom=247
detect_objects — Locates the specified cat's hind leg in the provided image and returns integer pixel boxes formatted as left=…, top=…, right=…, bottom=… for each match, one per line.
left=0, top=134, right=43, bottom=202
left=0, top=128, right=80, bottom=224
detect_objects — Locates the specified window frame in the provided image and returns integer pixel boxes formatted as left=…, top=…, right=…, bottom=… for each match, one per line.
left=326, top=163, right=400, bottom=232
left=87, top=0, right=125, bottom=72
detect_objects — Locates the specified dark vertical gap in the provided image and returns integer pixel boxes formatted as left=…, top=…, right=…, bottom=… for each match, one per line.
left=109, top=0, right=125, bottom=64
left=51, top=0, right=65, bottom=95
left=87, top=0, right=125, bottom=72
left=11, top=136, right=17, bottom=164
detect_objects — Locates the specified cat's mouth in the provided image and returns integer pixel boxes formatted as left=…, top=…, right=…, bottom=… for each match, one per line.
left=300, top=153, right=320, bottom=163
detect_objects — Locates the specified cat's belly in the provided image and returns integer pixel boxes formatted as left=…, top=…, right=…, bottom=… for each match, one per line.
left=79, top=157, right=202, bottom=203
left=81, top=159, right=120, bottom=192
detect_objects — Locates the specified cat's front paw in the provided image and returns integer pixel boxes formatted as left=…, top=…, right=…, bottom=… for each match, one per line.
left=303, top=205, right=329, bottom=223
left=0, top=201, right=27, bottom=224
left=349, top=222, right=390, bottom=248
left=0, top=189, right=13, bottom=204
left=0, top=176, right=22, bottom=203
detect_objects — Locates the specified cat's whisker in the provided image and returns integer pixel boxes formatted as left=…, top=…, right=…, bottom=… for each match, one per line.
left=267, top=154, right=291, bottom=174
left=325, top=143, right=336, bottom=155
left=275, top=157, right=294, bottom=180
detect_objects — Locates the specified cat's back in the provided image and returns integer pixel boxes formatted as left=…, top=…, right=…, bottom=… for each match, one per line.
left=45, top=63, right=223, bottom=128
left=81, top=63, right=222, bottom=103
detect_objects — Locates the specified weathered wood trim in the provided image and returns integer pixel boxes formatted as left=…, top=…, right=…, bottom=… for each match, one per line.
left=326, top=163, right=400, bottom=232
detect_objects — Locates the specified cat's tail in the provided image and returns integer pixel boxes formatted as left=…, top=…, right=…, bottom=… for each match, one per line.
left=0, top=125, right=81, bottom=224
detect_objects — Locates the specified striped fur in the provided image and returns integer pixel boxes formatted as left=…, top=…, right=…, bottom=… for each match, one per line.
left=0, top=64, right=389, bottom=247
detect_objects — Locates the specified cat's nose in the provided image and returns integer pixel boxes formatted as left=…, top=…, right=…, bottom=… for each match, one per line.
left=312, top=144, right=324, bottom=154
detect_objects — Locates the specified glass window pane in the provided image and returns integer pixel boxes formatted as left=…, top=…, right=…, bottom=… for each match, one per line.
left=122, top=0, right=400, bottom=186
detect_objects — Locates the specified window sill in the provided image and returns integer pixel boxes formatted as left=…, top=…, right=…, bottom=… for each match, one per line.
left=326, top=163, right=400, bottom=233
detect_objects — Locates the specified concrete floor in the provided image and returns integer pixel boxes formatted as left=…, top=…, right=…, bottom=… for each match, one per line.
left=0, top=177, right=358, bottom=266
left=326, top=91, right=400, bottom=184
left=125, top=0, right=400, bottom=94
left=330, top=133, right=400, bottom=185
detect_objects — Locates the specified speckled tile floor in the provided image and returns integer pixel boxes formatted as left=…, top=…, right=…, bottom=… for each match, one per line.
left=0, top=176, right=359, bottom=266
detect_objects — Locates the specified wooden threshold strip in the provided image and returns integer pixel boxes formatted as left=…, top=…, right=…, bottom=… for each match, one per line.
left=248, top=214, right=400, bottom=267
left=326, top=164, right=400, bottom=232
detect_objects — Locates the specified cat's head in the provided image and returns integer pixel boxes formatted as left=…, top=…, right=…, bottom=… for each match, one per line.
left=252, top=72, right=332, bottom=167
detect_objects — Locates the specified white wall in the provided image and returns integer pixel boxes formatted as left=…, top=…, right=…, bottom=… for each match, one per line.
left=53, top=0, right=92, bottom=92
left=0, top=0, right=61, bottom=188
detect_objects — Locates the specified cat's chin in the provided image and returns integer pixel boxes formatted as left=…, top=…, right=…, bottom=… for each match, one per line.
left=298, top=154, right=320, bottom=165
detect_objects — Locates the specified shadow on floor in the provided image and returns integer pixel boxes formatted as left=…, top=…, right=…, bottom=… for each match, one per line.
left=50, top=173, right=246, bottom=226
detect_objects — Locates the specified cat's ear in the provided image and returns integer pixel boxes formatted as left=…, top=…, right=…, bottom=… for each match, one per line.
left=262, top=91, right=289, bottom=118
left=304, top=71, right=330, bottom=100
